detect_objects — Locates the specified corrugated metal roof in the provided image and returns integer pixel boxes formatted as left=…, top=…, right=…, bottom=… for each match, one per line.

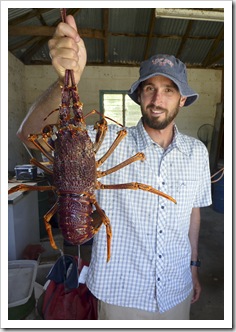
left=109, top=8, right=152, bottom=34
left=8, top=8, right=32, bottom=21
left=109, top=36, right=147, bottom=64
left=41, top=9, right=63, bottom=26
left=190, top=20, right=223, bottom=37
left=154, top=17, right=189, bottom=35
left=149, top=38, right=182, bottom=59
left=75, top=8, right=103, bottom=30
left=182, top=39, right=214, bottom=65
left=83, top=38, right=104, bottom=63
left=8, top=8, right=224, bottom=68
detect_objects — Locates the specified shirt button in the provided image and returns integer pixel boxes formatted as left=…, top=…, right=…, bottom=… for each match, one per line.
left=157, top=278, right=160, bottom=281
left=159, top=230, right=163, bottom=233
left=161, top=206, right=165, bottom=209
left=159, top=255, right=162, bottom=258
left=162, top=181, right=165, bottom=185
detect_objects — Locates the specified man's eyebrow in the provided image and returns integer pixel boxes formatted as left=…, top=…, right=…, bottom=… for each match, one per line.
left=141, top=82, right=156, bottom=88
left=165, top=83, right=179, bottom=90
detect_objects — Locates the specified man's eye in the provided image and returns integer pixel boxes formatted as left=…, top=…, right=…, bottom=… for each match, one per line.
left=165, top=88, right=174, bottom=93
left=145, top=86, right=154, bottom=92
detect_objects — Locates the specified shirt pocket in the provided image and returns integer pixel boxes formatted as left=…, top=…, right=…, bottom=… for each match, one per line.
left=173, top=180, right=198, bottom=220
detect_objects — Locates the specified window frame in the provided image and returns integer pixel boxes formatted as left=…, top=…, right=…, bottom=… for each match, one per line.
left=99, top=90, right=137, bottom=127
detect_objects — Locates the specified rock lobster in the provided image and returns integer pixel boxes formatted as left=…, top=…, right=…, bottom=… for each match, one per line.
left=8, top=10, right=176, bottom=262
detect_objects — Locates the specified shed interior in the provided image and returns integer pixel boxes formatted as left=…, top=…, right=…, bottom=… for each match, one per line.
left=5, top=4, right=231, bottom=326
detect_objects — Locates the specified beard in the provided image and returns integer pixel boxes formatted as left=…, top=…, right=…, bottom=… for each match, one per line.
left=141, top=104, right=180, bottom=130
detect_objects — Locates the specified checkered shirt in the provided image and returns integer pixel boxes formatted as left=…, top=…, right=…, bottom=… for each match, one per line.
left=86, top=119, right=212, bottom=313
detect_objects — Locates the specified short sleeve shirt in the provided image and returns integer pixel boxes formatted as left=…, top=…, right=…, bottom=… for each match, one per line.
left=86, top=119, right=212, bottom=313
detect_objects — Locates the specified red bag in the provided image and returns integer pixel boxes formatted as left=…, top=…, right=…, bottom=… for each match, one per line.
left=41, top=256, right=97, bottom=320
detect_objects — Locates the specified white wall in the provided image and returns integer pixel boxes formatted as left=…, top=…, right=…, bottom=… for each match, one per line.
left=9, top=51, right=222, bottom=171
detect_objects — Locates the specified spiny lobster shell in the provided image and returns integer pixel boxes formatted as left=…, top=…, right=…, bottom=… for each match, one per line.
left=53, top=128, right=97, bottom=244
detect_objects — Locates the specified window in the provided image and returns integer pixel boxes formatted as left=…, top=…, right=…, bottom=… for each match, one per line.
left=100, top=91, right=141, bottom=127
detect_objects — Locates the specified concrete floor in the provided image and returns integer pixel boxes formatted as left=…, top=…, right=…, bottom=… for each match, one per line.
left=25, top=205, right=224, bottom=320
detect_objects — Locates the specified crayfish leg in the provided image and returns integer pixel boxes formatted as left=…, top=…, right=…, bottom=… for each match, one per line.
left=92, top=201, right=112, bottom=262
left=93, top=117, right=108, bottom=154
left=44, top=202, right=59, bottom=250
left=96, top=181, right=176, bottom=204
left=8, top=184, right=55, bottom=194
left=90, top=209, right=104, bottom=230
left=96, top=129, right=127, bottom=168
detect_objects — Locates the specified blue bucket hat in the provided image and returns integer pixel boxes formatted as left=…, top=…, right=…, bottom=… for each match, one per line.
left=128, top=54, right=199, bottom=107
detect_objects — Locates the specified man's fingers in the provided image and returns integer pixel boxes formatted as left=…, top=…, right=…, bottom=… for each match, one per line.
left=55, top=20, right=79, bottom=42
left=66, top=15, right=80, bottom=40
left=49, top=37, right=79, bottom=55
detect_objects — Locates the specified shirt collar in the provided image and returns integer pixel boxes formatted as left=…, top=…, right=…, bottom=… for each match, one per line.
left=135, top=119, right=192, bottom=156
left=173, top=126, right=193, bottom=156
left=135, top=119, right=153, bottom=151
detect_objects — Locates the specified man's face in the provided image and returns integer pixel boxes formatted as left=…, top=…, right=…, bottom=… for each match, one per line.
left=138, top=76, right=187, bottom=130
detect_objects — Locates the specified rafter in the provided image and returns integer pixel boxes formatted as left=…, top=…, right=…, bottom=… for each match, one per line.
left=103, top=9, right=109, bottom=64
left=176, top=20, right=194, bottom=59
left=9, top=24, right=219, bottom=42
left=20, top=37, right=50, bottom=64
left=8, top=9, right=52, bottom=25
left=144, top=8, right=156, bottom=60
left=18, top=8, right=80, bottom=65
left=9, top=36, right=42, bottom=52
left=8, top=8, right=224, bottom=68
left=202, top=27, right=224, bottom=67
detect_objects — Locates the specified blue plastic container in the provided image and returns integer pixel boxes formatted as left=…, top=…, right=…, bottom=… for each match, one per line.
left=212, top=174, right=224, bottom=214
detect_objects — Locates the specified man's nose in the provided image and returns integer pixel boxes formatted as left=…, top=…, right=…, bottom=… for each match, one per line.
left=151, top=90, right=163, bottom=105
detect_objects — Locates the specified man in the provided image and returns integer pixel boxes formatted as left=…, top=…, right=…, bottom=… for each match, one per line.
left=17, top=15, right=212, bottom=320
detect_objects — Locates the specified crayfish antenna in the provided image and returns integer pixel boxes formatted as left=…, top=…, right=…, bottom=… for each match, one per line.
left=43, top=109, right=59, bottom=121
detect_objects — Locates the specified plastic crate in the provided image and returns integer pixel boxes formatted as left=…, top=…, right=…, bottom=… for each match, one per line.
left=8, top=260, right=38, bottom=319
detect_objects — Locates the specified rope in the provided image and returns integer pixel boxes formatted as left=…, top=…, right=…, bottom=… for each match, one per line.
left=211, top=167, right=224, bottom=183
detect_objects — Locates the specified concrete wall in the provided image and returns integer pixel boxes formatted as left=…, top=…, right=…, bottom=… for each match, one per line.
left=8, top=52, right=28, bottom=172
left=9, top=51, right=222, bottom=171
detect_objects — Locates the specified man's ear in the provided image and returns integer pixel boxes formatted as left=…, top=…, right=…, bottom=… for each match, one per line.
left=179, top=96, right=187, bottom=107
left=137, top=86, right=141, bottom=103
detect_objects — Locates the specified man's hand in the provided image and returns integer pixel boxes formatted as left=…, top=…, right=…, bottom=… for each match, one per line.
left=48, top=15, right=87, bottom=85
left=191, top=267, right=202, bottom=303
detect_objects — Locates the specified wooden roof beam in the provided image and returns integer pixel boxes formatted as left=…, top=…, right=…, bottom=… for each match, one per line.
left=176, top=20, right=194, bottom=59
left=144, top=9, right=156, bottom=60
left=16, top=9, right=81, bottom=64
left=9, top=25, right=105, bottom=39
left=202, top=27, right=224, bottom=67
left=9, top=9, right=52, bottom=25
left=103, top=9, right=109, bottom=64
